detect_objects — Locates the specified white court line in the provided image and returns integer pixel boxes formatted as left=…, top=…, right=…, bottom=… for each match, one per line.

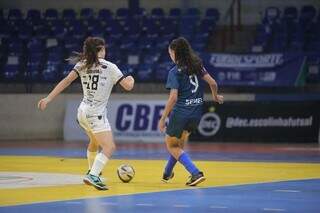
left=210, top=205, right=228, bottom=209
left=136, top=203, right=154, bottom=206
left=263, top=208, right=286, bottom=212
left=173, top=204, right=190, bottom=208
left=274, top=190, right=300, bottom=193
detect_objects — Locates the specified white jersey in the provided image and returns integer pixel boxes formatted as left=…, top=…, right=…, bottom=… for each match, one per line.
left=74, top=58, right=124, bottom=115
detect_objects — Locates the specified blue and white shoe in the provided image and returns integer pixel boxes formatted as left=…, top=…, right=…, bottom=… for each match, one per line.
left=83, top=174, right=108, bottom=190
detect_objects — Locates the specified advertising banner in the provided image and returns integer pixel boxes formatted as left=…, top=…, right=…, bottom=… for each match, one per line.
left=201, top=53, right=307, bottom=87
left=192, top=101, right=320, bottom=143
left=64, top=100, right=166, bottom=142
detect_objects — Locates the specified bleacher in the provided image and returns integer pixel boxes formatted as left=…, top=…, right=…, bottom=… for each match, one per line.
left=0, top=7, right=219, bottom=83
left=253, top=5, right=320, bottom=53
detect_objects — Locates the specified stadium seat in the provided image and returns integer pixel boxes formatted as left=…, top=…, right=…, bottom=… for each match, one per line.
left=136, top=64, right=154, bottom=81
left=26, top=9, right=41, bottom=21
left=80, top=8, right=94, bottom=20
left=97, top=9, right=113, bottom=21
left=283, top=6, right=298, bottom=21
left=169, top=8, right=181, bottom=19
left=186, top=8, right=201, bottom=17
left=8, top=9, right=23, bottom=20
left=205, top=8, right=220, bottom=21
left=151, top=8, right=165, bottom=19
left=3, top=56, right=20, bottom=80
left=300, top=5, right=317, bottom=23
left=44, top=9, right=58, bottom=20
left=62, top=9, right=77, bottom=20
left=116, top=8, right=129, bottom=20
left=154, top=61, right=172, bottom=82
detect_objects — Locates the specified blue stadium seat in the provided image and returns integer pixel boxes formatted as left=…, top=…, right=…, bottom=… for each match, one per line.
left=205, top=8, right=220, bottom=21
left=154, top=61, right=172, bottom=82
left=80, top=8, right=94, bottom=20
left=138, top=36, right=155, bottom=51
left=130, top=8, right=146, bottom=19
left=34, top=25, right=51, bottom=39
left=136, top=64, right=154, bottom=81
left=300, top=5, right=317, bottom=23
left=26, top=53, right=43, bottom=81
left=3, top=56, right=20, bottom=80
left=169, top=8, right=181, bottom=19
left=27, top=9, right=41, bottom=21
left=198, top=18, right=216, bottom=35
left=186, top=8, right=201, bottom=17
left=116, top=8, right=129, bottom=20
left=283, top=6, right=298, bottom=21
left=151, top=8, right=165, bottom=19
left=62, top=9, right=76, bottom=20
left=63, top=36, right=82, bottom=52
left=61, top=62, right=76, bottom=77
left=8, top=9, right=23, bottom=20
left=44, top=9, right=58, bottom=20
left=142, top=50, right=161, bottom=64
left=97, top=9, right=113, bottom=21
left=42, top=61, right=62, bottom=82
left=263, top=7, right=280, bottom=25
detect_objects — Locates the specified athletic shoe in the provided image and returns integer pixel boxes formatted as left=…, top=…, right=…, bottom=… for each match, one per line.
left=86, top=170, right=102, bottom=176
left=83, top=174, right=108, bottom=190
left=162, top=172, right=174, bottom=183
left=186, top=171, right=205, bottom=186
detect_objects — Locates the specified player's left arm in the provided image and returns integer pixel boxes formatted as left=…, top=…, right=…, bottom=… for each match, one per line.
left=38, top=70, right=78, bottom=111
left=202, top=73, right=224, bottom=104
left=158, top=89, right=178, bottom=133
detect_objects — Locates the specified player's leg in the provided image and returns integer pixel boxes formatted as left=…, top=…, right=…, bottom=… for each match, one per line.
left=86, top=130, right=99, bottom=172
left=84, top=130, right=115, bottom=190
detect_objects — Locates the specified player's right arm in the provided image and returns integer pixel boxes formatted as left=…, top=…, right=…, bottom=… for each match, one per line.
left=202, top=73, right=224, bottom=104
left=38, top=70, right=78, bottom=111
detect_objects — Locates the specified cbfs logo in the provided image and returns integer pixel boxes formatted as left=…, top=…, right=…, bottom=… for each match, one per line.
left=115, top=103, right=165, bottom=131
left=198, top=107, right=221, bottom=136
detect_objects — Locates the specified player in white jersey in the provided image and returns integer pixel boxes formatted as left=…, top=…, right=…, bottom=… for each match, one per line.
left=38, top=37, right=134, bottom=190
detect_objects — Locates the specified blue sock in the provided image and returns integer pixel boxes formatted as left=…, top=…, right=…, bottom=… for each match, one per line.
left=164, top=155, right=177, bottom=176
left=178, top=152, right=200, bottom=175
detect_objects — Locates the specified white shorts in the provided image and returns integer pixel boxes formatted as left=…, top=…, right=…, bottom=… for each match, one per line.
left=77, top=108, right=111, bottom=134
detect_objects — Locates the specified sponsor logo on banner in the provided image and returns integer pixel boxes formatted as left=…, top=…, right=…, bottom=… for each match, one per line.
left=209, top=53, right=284, bottom=68
left=198, top=112, right=221, bottom=136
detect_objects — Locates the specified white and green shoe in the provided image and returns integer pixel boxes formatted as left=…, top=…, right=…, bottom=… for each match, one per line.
left=83, top=174, right=108, bottom=190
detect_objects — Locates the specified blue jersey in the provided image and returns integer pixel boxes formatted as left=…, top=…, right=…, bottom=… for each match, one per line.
left=166, top=65, right=208, bottom=116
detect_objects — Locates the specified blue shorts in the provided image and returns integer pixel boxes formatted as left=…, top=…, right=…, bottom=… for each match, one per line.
left=166, top=112, right=201, bottom=139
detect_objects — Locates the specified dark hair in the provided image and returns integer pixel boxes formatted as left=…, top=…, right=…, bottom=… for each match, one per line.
left=169, top=37, right=203, bottom=75
left=68, top=37, right=105, bottom=70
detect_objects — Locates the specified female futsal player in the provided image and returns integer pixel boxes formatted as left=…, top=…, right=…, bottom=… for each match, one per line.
left=38, top=37, right=134, bottom=190
left=158, top=37, right=223, bottom=186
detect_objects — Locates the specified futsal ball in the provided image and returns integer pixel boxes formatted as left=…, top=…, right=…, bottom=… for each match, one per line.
left=117, top=164, right=135, bottom=183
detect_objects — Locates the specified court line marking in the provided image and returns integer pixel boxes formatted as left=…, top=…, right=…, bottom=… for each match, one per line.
left=263, top=208, right=286, bottom=212
left=173, top=204, right=190, bottom=208
left=136, top=203, right=154, bottom=206
left=1, top=177, right=319, bottom=207
left=210, top=205, right=228, bottom=209
left=274, top=190, right=300, bottom=193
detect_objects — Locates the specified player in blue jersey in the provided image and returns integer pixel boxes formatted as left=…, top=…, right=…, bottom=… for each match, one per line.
left=158, top=37, right=223, bottom=186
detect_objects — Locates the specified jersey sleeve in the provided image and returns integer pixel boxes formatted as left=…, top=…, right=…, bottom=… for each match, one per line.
left=166, top=70, right=179, bottom=90
left=200, top=66, right=209, bottom=77
left=110, top=64, right=124, bottom=85
left=72, top=62, right=82, bottom=76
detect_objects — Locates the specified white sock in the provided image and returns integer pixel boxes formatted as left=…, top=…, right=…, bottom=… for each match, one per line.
left=90, top=153, right=109, bottom=176
left=87, top=150, right=98, bottom=170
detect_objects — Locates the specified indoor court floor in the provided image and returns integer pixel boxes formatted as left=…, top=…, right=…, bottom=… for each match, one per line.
left=0, top=141, right=319, bottom=213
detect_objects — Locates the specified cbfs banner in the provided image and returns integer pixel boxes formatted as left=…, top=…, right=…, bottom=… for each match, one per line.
left=192, top=101, right=320, bottom=143
left=201, top=53, right=307, bottom=87
left=64, top=100, right=166, bottom=142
